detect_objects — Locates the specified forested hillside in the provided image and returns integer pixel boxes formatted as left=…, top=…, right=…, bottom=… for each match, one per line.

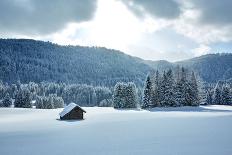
left=0, top=39, right=151, bottom=86
left=0, top=39, right=231, bottom=85
left=176, top=54, right=232, bottom=83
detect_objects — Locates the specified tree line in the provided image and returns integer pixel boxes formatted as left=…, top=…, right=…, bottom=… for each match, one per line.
left=205, top=81, right=232, bottom=105
left=0, top=81, right=112, bottom=108
left=1, top=67, right=231, bottom=109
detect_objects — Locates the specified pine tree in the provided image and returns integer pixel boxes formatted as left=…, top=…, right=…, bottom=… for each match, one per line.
left=22, top=89, right=32, bottom=108
left=160, top=70, right=176, bottom=107
left=221, top=85, right=230, bottom=105
left=113, top=83, right=123, bottom=108
left=14, top=89, right=23, bottom=107
left=206, top=90, right=213, bottom=105
left=125, top=82, right=138, bottom=108
left=142, top=75, right=152, bottom=109
left=35, top=96, right=44, bottom=109
left=189, top=72, right=199, bottom=106
left=2, top=93, right=12, bottom=107
left=151, top=70, right=161, bottom=107
left=174, top=67, right=190, bottom=106
left=213, top=83, right=221, bottom=105
left=175, top=80, right=183, bottom=106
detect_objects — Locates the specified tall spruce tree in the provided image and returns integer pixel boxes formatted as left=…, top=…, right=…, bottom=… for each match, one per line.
left=160, top=70, right=175, bottom=107
left=189, top=72, right=199, bottom=106
left=151, top=70, right=161, bottom=107
left=175, top=67, right=187, bottom=106
left=142, top=75, right=152, bottom=109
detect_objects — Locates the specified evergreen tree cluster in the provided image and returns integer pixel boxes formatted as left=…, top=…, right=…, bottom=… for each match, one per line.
left=14, top=87, right=32, bottom=108
left=142, top=67, right=200, bottom=108
left=205, top=81, right=232, bottom=105
left=113, top=82, right=138, bottom=108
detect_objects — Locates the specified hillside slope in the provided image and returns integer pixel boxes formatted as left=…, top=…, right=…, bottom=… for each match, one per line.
left=0, top=39, right=151, bottom=86
left=0, top=39, right=231, bottom=85
left=176, top=54, right=232, bottom=83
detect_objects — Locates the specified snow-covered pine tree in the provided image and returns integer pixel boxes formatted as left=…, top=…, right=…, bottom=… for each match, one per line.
left=213, top=83, right=222, bottom=105
left=189, top=71, right=199, bottom=106
left=113, top=82, right=123, bottom=108
left=44, top=95, right=54, bottom=109
left=50, top=94, right=64, bottom=108
left=175, top=67, right=187, bottom=106
left=206, top=90, right=213, bottom=105
left=14, top=87, right=32, bottom=108
left=14, top=89, right=23, bottom=107
left=35, top=96, right=44, bottom=109
left=221, top=85, right=230, bottom=105
left=142, top=75, right=152, bottom=109
left=159, top=71, right=166, bottom=107
left=2, top=93, right=12, bottom=107
left=161, top=69, right=176, bottom=107
left=22, top=88, right=32, bottom=108
left=151, top=70, right=161, bottom=107
left=174, top=69, right=183, bottom=107
left=125, top=82, right=138, bottom=108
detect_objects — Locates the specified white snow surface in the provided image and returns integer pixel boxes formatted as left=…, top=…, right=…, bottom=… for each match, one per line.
left=0, top=105, right=232, bottom=155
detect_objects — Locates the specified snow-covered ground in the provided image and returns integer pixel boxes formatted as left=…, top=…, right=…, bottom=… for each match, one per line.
left=0, top=105, right=232, bottom=155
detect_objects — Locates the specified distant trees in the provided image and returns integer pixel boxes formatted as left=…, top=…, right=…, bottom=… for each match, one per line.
left=99, top=99, right=113, bottom=107
left=35, top=94, right=64, bottom=109
left=142, top=67, right=200, bottom=108
left=206, top=82, right=232, bottom=105
left=0, top=81, right=113, bottom=109
left=113, top=82, right=138, bottom=108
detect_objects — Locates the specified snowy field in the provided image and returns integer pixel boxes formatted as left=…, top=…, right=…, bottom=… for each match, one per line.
left=0, top=106, right=232, bottom=155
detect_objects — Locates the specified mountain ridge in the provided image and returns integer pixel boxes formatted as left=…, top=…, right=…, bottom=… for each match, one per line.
left=0, top=38, right=231, bottom=85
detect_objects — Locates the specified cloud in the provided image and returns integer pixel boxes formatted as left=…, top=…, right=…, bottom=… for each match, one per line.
left=192, top=44, right=211, bottom=56
left=191, top=0, right=232, bottom=26
left=120, top=0, right=181, bottom=19
left=119, top=0, right=232, bottom=45
left=0, top=0, right=97, bottom=35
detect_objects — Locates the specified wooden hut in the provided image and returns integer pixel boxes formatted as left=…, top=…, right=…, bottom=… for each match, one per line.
left=59, top=103, right=86, bottom=120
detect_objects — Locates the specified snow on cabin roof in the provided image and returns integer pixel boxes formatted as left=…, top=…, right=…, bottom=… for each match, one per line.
left=59, top=103, right=86, bottom=117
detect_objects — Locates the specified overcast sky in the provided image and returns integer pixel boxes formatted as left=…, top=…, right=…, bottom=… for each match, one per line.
left=0, top=0, right=232, bottom=61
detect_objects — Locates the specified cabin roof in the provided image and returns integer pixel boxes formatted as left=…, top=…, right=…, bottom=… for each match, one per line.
left=59, top=103, right=86, bottom=117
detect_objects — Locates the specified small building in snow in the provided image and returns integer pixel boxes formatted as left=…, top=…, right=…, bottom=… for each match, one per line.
left=59, top=103, right=86, bottom=120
